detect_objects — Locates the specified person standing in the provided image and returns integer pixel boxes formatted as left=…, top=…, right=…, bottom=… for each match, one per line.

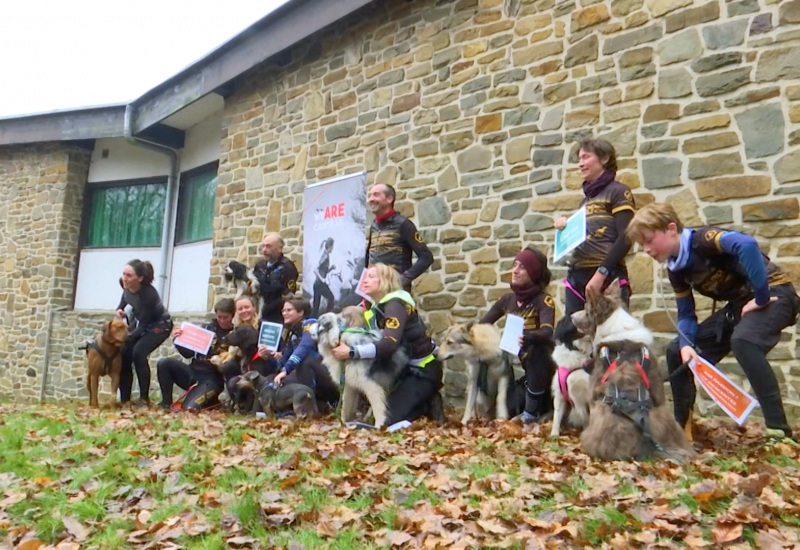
left=366, top=183, right=433, bottom=291
left=116, top=259, right=172, bottom=406
left=253, top=232, right=299, bottom=324
left=553, top=139, right=635, bottom=318
left=627, top=202, right=797, bottom=440
left=312, top=238, right=337, bottom=316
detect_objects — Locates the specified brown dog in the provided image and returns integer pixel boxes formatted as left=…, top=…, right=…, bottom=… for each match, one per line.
left=84, top=317, right=128, bottom=408
left=573, top=282, right=693, bottom=462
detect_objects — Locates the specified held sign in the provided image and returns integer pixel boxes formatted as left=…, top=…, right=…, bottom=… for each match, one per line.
left=689, top=356, right=758, bottom=425
left=553, top=205, right=587, bottom=263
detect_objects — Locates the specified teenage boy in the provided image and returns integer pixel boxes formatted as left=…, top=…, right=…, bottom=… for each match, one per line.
left=627, top=202, right=798, bottom=439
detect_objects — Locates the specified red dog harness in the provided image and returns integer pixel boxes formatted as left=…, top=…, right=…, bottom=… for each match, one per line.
left=600, top=346, right=651, bottom=389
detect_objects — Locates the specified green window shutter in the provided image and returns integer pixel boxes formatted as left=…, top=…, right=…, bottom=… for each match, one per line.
left=176, top=168, right=218, bottom=244
left=85, top=182, right=166, bottom=247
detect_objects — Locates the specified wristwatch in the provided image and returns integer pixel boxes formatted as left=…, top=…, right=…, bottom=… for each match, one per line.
left=597, top=266, right=610, bottom=277
left=348, top=348, right=357, bottom=359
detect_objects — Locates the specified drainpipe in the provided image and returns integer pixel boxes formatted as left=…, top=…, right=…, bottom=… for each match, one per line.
left=123, top=104, right=180, bottom=302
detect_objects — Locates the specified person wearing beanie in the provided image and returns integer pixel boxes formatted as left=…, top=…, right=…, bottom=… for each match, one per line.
left=553, top=138, right=635, bottom=317
left=480, top=247, right=556, bottom=424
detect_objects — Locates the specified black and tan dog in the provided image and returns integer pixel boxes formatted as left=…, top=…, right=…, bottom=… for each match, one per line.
left=221, top=324, right=278, bottom=411
left=82, top=317, right=129, bottom=408
left=236, top=370, right=318, bottom=418
left=572, top=282, right=693, bottom=462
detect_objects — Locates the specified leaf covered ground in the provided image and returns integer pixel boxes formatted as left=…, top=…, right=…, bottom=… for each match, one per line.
left=1, top=403, right=799, bottom=550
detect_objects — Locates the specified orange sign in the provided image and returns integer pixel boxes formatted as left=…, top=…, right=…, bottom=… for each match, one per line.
left=173, top=322, right=215, bottom=356
left=689, top=356, right=758, bottom=425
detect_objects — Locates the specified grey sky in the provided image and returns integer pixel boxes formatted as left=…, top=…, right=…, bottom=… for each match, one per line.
left=0, top=0, right=289, bottom=117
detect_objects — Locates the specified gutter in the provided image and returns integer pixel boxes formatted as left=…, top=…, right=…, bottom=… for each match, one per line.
left=123, top=104, right=180, bottom=303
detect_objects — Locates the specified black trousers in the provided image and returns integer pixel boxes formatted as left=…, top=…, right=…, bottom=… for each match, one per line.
left=520, top=344, right=556, bottom=396
left=666, top=284, right=798, bottom=434
left=120, top=323, right=171, bottom=402
left=564, top=266, right=630, bottom=318
left=385, top=361, right=443, bottom=425
left=157, top=358, right=224, bottom=410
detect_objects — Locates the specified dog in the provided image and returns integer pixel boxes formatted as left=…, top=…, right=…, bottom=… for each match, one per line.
left=572, top=282, right=693, bottom=462
left=224, top=260, right=260, bottom=302
left=314, top=306, right=407, bottom=428
left=549, top=317, right=594, bottom=438
left=437, top=323, right=522, bottom=424
left=82, top=317, right=129, bottom=408
left=236, top=370, right=318, bottom=418
left=220, top=324, right=278, bottom=411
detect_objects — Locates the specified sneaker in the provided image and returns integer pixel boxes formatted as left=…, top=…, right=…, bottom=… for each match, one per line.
left=159, top=401, right=171, bottom=411
left=513, top=410, right=553, bottom=425
left=133, top=399, right=151, bottom=408
left=766, top=427, right=796, bottom=444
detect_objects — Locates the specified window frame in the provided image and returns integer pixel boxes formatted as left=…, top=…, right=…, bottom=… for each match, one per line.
left=78, top=176, right=169, bottom=250
left=174, top=161, right=219, bottom=246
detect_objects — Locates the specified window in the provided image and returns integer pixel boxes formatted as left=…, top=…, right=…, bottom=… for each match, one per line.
left=175, top=164, right=218, bottom=244
left=84, top=179, right=166, bottom=248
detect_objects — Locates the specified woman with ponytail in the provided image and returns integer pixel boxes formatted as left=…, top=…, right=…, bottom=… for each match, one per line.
left=116, top=259, right=172, bottom=406
left=480, top=247, right=556, bottom=424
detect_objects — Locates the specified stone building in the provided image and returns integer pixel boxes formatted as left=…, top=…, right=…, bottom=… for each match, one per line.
left=2, top=0, right=800, bottom=417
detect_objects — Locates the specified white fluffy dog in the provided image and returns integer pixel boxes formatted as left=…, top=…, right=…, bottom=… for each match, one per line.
left=550, top=317, right=594, bottom=438
left=314, top=306, right=407, bottom=428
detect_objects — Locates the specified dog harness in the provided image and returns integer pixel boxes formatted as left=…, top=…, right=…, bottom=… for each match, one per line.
left=597, top=345, right=665, bottom=457
left=80, top=338, right=121, bottom=376
left=556, top=360, right=593, bottom=407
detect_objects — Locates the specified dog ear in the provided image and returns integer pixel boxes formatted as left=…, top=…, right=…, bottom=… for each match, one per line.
left=604, top=278, right=622, bottom=299
left=102, top=320, right=112, bottom=342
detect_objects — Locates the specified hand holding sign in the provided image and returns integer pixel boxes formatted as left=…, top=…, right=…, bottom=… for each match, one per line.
left=174, top=322, right=215, bottom=356
left=499, top=314, right=525, bottom=356
left=259, top=321, right=283, bottom=352
left=554, top=206, right=587, bottom=263
left=688, top=356, right=758, bottom=425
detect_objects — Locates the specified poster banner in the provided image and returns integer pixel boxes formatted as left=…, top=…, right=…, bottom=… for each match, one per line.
left=688, top=356, right=758, bottom=425
left=303, top=171, right=368, bottom=317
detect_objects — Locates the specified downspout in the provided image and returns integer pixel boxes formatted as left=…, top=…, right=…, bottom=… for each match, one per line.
left=123, top=104, right=180, bottom=302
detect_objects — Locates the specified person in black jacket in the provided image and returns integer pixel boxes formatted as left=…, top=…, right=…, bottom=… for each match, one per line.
left=366, top=184, right=433, bottom=291
left=481, top=247, right=556, bottom=424
left=116, top=259, right=173, bottom=406
left=253, top=233, right=299, bottom=323
left=156, top=298, right=235, bottom=411
left=553, top=139, right=635, bottom=318
left=330, top=263, right=444, bottom=425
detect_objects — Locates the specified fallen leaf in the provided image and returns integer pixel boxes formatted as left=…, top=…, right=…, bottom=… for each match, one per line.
left=712, top=522, right=743, bottom=544
left=387, top=530, right=413, bottom=546
left=17, top=540, right=44, bottom=550
left=61, top=516, right=89, bottom=541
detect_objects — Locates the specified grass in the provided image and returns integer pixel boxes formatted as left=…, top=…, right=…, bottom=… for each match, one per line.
left=1, top=402, right=799, bottom=549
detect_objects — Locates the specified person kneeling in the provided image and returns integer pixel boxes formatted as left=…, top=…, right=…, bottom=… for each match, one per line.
left=157, top=298, right=235, bottom=411
left=272, top=297, right=339, bottom=413
left=330, top=263, right=445, bottom=427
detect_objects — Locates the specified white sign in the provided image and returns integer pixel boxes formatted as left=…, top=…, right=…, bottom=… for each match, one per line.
left=554, top=205, right=587, bottom=263
left=258, top=321, right=284, bottom=352
left=499, top=314, right=525, bottom=356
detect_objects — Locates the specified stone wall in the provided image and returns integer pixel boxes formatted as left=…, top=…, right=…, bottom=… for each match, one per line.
left=214, top=0, right=800, bottom=415
left=0, top=144, right=91, bottom=400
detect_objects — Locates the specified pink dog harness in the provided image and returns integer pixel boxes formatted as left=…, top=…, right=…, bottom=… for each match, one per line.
left=557, top=366, right=576, bottom=407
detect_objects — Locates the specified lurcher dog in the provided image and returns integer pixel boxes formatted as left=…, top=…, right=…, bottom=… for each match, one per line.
left=572, top=282, right=693, bottom=461
left=236, top=371, right=318, bottom=418
left=438, top=323, right=519, bottom=424
left=83, top=317, right=129, bottom=408
left=314, top=306, right=407, bottom=428
left=550, top=317, right=594, bottom=438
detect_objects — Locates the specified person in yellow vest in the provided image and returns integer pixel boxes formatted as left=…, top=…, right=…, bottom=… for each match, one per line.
left=331, top=263, right=444, bottom=425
